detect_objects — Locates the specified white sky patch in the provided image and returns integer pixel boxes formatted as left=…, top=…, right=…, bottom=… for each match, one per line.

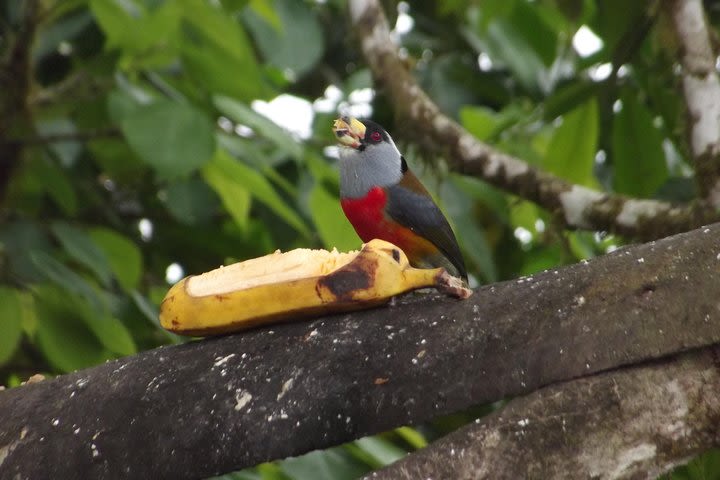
left=323, top=146, right=340, bottom=159
left=394, top=2, right=414, bottom=36
left=58, top=41, right=73, bottom=56
left=165, top=263, right=184, bottom=284
left=234, top=124, right=253, bottom=137
left=595, top=150, right=607, bottom=165
left=514, top=227, right=533, bottom=245
left=589, top=62, right=612, bottom=82
left=217, top=116, right=233, bottom=133
left=251, top=94, right=314, bottom=140
left=348, top=87, right=374, bottom=104
left=138, top=218, right=153, bottom=242
left=314, top=85, right=343, bottom=113
left=478, top=52, right=493, bottom=71
left=338, top=96, right=374, bottom=119
left=573, top=25, right=603, bottom=58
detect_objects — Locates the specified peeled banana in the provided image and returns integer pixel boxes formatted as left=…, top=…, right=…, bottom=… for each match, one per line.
left=160, top=239, right=471, bottom=336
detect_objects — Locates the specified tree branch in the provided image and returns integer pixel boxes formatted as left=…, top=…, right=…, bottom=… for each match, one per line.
left=0, top=0, right=39, bottom=201
left=668, top=0, right=720, bottom=206
left=348, top=0, right=719, bottom=241
left=365, top=346, right=720, bottom=480
left=1, top=222, right=719, bottom=478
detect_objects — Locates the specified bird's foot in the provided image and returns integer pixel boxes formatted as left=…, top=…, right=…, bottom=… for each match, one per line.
left=435, top=271, right=473, bottom=299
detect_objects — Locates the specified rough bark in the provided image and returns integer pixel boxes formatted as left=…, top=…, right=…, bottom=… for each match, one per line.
left=366, top=346, right=720, bottom=480
left=0, top=222, right=719, bottom=479
left=668, top=0, right=720, bottom=206
left=348, top=0, right=719, bottom=240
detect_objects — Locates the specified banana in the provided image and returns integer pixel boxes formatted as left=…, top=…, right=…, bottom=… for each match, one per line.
left=159, top=239, right=471, bottom=336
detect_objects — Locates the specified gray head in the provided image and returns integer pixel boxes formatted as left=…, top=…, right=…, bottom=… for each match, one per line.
left=332, top=117, right=404, bottom=199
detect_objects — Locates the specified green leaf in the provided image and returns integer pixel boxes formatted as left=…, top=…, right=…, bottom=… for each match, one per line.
left=441, top=176, right=499, bottom=283
left=180, top=0, right=271, bottom=100
left=121, top=99, right=215, bottom=180
left=204, top=149, right=310, bottom=236
left=90, top=0, right=181, bottom=67
left=394, top=426, right=427, bottom=449
left=468, top=1, right=557, bottom=94
left=612, top=91, right=669, bottom=197
left=43, top=168, right=78, bottom=217
left=0, top=288, right=24, bottom=365
left=35, top=117, right=82, bottom=167
left=664, top=448, right=720, bottom=480
left=309, top=183, right=359, bottom=251
left=0, top=221, right=53, bottom=282
left=85, top=314, right=137, bottom=357
left=87, top=137, right=146, bottom=182
left=51, top=222, right=113, bottom=287
left=542, top=80, right=601, bottom=121
left=544, top=98, right=599, bottom=187
left=7, top=151, right=78, bottom=216
left=243, top=0, right=324, bottom=77
left=88, top=228, right=143, bottom=291
left=34, top=285, right=109, bottom=373
left=31, top=251, right=107, bottom=312
left=247, top=0, right=281, bottom=30
left=279, top=447, right=369, bottom=480
left=352, top=437, right=407, bottom=468
left=90, top=0, right=147, bottom=50
left=520, top=245, right=564, bottom=275
left=459, top=106, right=501, bottom=141
left=163, top=177, right=221, bottom=225
left=202, top=151, right=252, bottom=230
left=213, top=95, right=303, bottom=159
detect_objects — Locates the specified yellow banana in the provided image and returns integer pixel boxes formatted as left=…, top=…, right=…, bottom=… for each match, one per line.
left=159, top=239, right=471, bottom=336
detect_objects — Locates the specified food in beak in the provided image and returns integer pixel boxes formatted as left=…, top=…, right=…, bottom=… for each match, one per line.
left=333, top=116, right=366, bottom=148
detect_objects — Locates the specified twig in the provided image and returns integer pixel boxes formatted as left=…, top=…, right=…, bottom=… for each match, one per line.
left=347, top=0, right=719, bottom=241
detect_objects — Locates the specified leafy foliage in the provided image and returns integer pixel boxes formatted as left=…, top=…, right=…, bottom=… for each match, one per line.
left=0, top=0, right=715, bottom=478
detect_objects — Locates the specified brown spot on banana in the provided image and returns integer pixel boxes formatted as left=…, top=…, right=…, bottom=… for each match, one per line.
left=317, top=259, right=376, bottom=302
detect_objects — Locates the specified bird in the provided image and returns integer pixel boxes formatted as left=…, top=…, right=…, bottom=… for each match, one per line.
left=332, top=116, right=467, bottom=281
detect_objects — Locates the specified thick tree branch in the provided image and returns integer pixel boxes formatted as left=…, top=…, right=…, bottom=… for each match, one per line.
left=348, top=0, right=719, bottom=241
left=668, top=0, right=720, bottom=206
left=366, top=346, right=720, bottom=480
left=0, top=222, right=719, bottom=478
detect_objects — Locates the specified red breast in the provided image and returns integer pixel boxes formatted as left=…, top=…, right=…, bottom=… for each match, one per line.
left=341, top=185, right=441, bottom=263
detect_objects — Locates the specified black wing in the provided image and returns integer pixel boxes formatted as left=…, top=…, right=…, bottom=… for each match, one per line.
left=385, top=182, right=467, bottom=280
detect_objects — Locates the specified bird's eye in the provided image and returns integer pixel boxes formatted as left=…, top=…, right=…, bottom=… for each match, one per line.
left=370, top=131, right=382, bottom=142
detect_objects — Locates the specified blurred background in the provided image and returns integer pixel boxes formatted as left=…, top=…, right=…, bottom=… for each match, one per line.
left=0, top=0, right=718, bottom=478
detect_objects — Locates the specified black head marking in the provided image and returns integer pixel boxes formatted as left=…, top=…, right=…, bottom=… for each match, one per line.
left=360, top=120, right=390, bottom=145
left=400, top=156, right=408, bottom=173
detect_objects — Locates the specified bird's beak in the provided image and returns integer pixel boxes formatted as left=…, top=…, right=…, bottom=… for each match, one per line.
left=333, top=116, right=366, bottom=149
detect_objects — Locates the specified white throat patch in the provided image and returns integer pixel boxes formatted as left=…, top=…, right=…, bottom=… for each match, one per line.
left=338, top=140, right=403, bottom=199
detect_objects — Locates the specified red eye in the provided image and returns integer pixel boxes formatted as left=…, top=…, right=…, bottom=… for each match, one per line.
left=370, top=131, right=382, bottom=142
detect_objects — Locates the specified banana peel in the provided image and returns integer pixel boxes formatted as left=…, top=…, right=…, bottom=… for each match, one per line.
left=160, top=239, right=471, bottom=336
